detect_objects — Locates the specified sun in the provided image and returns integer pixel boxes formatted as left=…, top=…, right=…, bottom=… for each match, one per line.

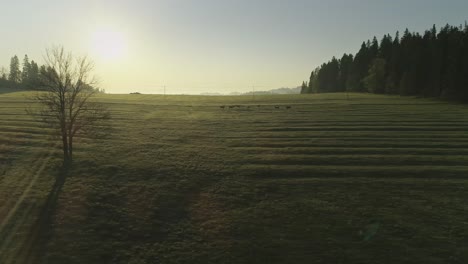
left=91, top=29, right=127, bottom=61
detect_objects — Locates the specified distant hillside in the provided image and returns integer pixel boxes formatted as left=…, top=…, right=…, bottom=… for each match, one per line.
left=198, top=87, right=301, bottom=96
left=226, top=87, right=301, bottom=96
left=200, top=92, right=223, bottom=96
left=244, top=87, right=301, bottom=95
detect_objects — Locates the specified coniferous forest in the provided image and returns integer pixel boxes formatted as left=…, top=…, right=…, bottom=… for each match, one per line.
left=0, top=54, right=104, bottom=93
left=301, top=23, right=468, bottom=101
left=0, top=55, right=40, bottom=90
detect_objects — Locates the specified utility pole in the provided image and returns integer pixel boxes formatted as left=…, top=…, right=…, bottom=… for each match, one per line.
left=252, top=84, right=255, bottom=101
left=251, top=84, right=263, bottom=101
left=141, top=84, right=167, bottom=96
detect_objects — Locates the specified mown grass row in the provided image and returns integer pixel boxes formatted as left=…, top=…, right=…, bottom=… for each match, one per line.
left=1, top=92, right=468, bottom=263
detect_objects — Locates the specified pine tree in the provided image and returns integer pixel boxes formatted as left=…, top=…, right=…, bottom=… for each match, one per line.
left=21, top=55, right=31, bottom=84
left=9, top=55, right=21, bottom=84
left=370, top=36, right=379, bottom=59
left=352, top=42, right=370, bottom=92
left=300, top=81, right=308, bottom=93
left=338, top=54, right=353, bottom=92
left=29, top=60, right=40, bottom=88
left=328, top=57, right=340, bottom=92
left=307, top=70, right=316, bottom=93
left=309, top=68, right=320, bottom=93
left=379, top=34, right=393, bottom=62
left=385, top=32, right=401, bottom=94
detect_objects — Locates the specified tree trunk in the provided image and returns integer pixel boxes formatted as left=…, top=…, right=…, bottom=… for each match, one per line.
left=68, top=136, right=73, bottom=163
left=61, top=131, right=70, bottom=165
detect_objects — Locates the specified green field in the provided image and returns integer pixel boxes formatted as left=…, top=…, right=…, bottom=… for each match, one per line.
left=1, top=92, right=467, bottom=263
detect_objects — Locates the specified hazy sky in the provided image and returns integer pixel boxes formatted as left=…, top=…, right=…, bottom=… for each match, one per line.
left=1, top=0, right=467, bottom=94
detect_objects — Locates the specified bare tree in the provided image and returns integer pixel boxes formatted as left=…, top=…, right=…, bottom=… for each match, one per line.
left=31, top=46, right=110, bottom=165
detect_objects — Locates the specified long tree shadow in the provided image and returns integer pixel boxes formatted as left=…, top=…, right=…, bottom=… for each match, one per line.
left=15, top=165, right=69, bottom=264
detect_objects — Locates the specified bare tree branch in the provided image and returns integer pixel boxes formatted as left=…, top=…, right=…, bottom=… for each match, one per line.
left=29, top=46, right=110, bottom=165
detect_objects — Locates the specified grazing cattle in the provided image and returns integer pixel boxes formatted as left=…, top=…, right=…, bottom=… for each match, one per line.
left=274, top=106, right=280, bottom=109
left=286, top=106, right=291, bottom=109
left=220, top=105, right=226, bottom=109
left=229, top=105, right=235, bottom=109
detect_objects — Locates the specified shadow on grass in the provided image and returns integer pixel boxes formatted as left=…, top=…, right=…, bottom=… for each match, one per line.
left=15, top=165, right=69, bottom=264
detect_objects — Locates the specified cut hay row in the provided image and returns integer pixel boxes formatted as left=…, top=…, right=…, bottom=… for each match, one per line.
left=1, top=92, right=468, bottom=263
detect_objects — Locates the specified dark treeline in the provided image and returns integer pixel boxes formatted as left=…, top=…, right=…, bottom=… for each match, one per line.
left=0, top=54, right=40, bottom=90
left=0, top=54, right=103, bottom=93
left=301, top=23, right=468, bottom=100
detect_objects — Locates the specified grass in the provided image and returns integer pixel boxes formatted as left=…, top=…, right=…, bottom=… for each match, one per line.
left=0, top=92, right=468, bottom=263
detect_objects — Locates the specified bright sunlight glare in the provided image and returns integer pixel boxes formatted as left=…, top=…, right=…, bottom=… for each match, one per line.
left=91, top=29, right=127, bottom=61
